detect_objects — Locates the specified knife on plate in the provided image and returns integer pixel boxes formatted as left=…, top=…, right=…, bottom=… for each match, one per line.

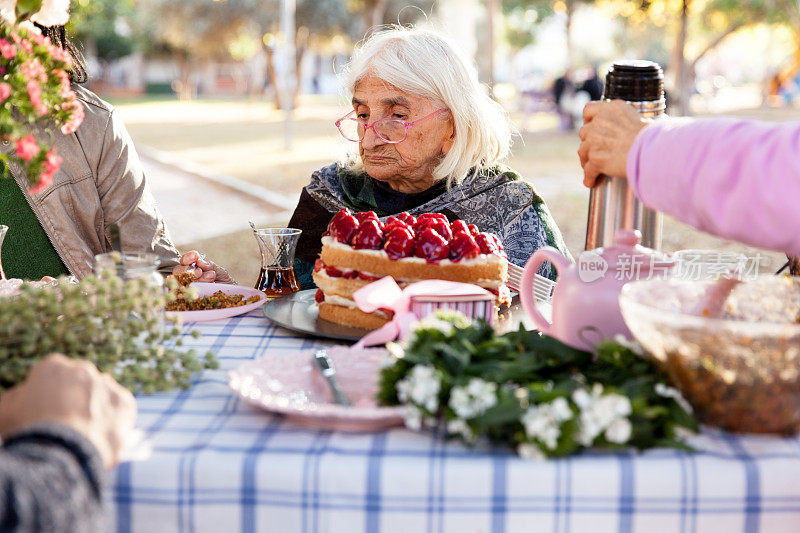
left=312, top=350, right=352, bottom=407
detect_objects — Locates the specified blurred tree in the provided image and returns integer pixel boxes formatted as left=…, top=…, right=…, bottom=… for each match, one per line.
left=613, top=0, right=800, bottom=114
left=134, top=0, right=430, bottom=101
left=138, top=0, right=356, bottom=102
left=347, top=0, right=433, bottom=37
left=353, top=0, right=389, bottom=32
left=67, top=0, right=136, bottom=85
left=700, top=0, right=800, bottom=75
left=501, top=0, right=594, bottom=65
left=256, top=0, right=357, bottom=108
left=138, top=0, right=260, bottom=99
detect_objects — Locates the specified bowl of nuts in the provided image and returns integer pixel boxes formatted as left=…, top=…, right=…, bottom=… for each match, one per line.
left=619, top=276, right=800, bottom=435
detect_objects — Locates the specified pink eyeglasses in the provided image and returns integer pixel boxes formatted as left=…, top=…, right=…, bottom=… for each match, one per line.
left=335, top=108, right=448, bottom=144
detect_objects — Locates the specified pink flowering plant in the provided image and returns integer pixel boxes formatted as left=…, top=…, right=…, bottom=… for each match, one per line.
left=0, top=0, right=81, bottom=195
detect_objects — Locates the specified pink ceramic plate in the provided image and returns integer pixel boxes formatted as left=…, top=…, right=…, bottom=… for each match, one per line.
left=228, top=346, right=405, bottom=431
left=167, top=282, right=268, bottom=322
left=0, top=278, right=62, bottom=297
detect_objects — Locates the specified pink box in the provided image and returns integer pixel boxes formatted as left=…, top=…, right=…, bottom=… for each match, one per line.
left=409, top=293, right=497, bottom=324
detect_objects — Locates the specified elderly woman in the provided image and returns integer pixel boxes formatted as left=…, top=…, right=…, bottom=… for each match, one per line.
left=288, top=26, right=570, bottom=290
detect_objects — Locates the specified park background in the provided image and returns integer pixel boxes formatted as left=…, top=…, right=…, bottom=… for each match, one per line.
left=71, top=0, right=800, bottom=285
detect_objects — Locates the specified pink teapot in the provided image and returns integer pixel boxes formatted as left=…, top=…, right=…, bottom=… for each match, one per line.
left=519, top=229, right=672, bottom=351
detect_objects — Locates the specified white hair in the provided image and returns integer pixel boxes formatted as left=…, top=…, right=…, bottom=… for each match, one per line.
left=341, top=26, right=512, bottom=188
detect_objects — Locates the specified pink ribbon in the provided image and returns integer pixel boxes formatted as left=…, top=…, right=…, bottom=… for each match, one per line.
left=352, top=277, right=492, bottom=348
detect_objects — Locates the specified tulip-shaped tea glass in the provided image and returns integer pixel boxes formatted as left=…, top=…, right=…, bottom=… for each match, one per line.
left=253, top=228, right=302, bottom=299
left=0, top=225, right=7, bottom=280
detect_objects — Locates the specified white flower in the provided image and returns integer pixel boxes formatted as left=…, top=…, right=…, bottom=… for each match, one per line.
left=521, top=398, right=573, bottom=450
left=605, top=417, right=632, bottom=444
left=549, top=397, right=572, bottom=420
left=573, top=385, right=633, bottom=447
left=184, top=285, right=199, bottom=301
left=396, top=365, right=440, bottom=413
left=446, top=418, right=474, bottom=441
left=576, top=419, right=601, bottom=447
left=412, top=316, right=454, bottom=336
left=572, top=383, right=603, bottom=409
left=385, top=341, right=405, bottom=361
left=30, top=0, right=69, bottom=27
left=404, top=405, right=423, bottom=431
left=517, top=443, right=546, bottom=461
left=654, top=383, right=693, bottom=413
left=448, top=378, right=497, bottom=419
left=380, top=352, right=397, bottom=369
left=602, top=394, right=632, bottom=419
left=612, top=334, right=645, bottom=356
left=432, top=309, right=472, bottom=327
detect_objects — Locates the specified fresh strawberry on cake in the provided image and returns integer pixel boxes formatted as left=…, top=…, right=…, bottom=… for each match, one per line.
left=313, top=208, right=511, bottom=329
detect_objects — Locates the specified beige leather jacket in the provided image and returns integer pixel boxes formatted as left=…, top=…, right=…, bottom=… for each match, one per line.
left=3, top=86, right=180, bottom=279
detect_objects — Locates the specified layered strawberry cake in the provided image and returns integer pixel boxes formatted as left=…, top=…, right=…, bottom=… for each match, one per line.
left=313, top=208, right=511, bottom=329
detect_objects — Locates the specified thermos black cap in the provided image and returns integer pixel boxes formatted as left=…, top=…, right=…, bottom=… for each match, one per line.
left=603, top=60, right=663, bottom=102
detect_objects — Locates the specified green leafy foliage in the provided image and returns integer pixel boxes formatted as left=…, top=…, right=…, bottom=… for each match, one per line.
left=380, top=313, right=697, bottom=458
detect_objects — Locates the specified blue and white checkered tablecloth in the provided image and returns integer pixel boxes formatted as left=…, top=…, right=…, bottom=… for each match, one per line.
left=108, top=310, right=800, bottom=533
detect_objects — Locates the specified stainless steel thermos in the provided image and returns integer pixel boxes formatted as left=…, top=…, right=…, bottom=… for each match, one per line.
left=585, top=60, right=666, bottom=251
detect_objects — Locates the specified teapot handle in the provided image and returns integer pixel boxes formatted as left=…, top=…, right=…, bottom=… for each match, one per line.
left=519, top=246, right=570, bottom=335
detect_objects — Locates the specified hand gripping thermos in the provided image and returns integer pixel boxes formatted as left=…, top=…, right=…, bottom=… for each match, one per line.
left=585, top=60, right=666, bottom=251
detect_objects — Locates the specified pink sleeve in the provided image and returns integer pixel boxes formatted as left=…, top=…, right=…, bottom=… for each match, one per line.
left=626, top=117, right=800, bottom=256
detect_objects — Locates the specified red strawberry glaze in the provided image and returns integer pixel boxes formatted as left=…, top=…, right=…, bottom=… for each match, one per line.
left=384, top=227, right=416, bottom=260
left=354, top=210, right=379, bottom=223
left=397, top=212, right=416, bottom=225
left=314, top=259, right=323, bottom=272
left=450, top=220, right=470, bottom=236
left=328, top=209, right=360, bottom=244
left=351, top=219, right=385, bottom=250
left=384, top=218, right=412, bottom=235
left=358, top=272, right=382, bottom=281
left=325, top=211, right=507, bottom=264
left=417, top=212, right=449, bottom=223
left=449, top=231, right=481, bottom=261
left=474, top=232, right=507, bottom=258
left=315, top=289, right=325, bottom=303
left=414, top=218, right=452, bottom=240
left=415, top=228, right=450, bottom=262
left=322, top=265, right=357, bottom=279
left=475, top=233, right=498, bottom=255
left=324, top=265, right=344, bottom=277
left=487, top=233, right=508, bottom=258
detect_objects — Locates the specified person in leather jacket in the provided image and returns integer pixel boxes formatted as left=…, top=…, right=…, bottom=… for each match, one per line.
left=0, top=24, right=235, bottom=284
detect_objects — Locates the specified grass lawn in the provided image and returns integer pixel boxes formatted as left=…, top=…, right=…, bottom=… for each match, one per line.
left=114, top=94, right=794, bottom=283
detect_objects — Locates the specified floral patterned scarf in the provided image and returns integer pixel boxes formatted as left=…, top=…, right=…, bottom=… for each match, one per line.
left=288, top=162, right=571, bottom=290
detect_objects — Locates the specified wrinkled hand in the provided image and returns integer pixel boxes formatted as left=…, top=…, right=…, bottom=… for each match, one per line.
left=172, top=250, right=235, bottom=284
left=577, top=100, right=649, bottom=188
left=0, top=354, right=137, bottom=470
